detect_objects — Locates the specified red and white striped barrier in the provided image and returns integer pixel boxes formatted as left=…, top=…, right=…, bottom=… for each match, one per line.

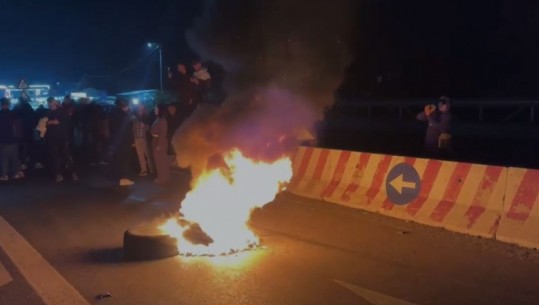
left=289, top=147, right=508, bottom=238
left=496, top=168, right=539, bottom=248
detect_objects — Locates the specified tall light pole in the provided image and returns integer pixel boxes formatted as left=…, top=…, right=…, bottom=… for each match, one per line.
left=147, top=42, right=163, bottom=91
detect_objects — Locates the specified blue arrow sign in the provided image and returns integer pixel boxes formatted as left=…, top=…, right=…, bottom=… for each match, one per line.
left=386, top=163, right=421, bottom=205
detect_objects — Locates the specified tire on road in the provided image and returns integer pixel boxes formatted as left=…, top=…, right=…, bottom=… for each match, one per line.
left=123, top=225, right=179, bottom=261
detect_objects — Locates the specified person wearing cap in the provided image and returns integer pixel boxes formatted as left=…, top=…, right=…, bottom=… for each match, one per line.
left=45, top=97, right=78, bottom=182
left=0, top=98, right=24, bottom=181
left=417, top=96, right=452, bottom=156
left=109, top=98, right=134, bottom=186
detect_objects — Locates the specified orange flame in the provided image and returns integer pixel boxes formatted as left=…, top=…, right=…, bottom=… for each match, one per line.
left=160, top=149, right=292, bottom=256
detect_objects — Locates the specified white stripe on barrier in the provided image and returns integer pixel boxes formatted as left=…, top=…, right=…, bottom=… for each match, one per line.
left=289, top=147, right=509, bottom=241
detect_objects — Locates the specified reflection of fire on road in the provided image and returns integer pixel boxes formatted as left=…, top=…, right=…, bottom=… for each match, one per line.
left=160, top=149, right=292, bottom=256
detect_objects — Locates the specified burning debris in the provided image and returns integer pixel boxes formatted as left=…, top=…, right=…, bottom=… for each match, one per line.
left=156, top=88, right=316, bottom=257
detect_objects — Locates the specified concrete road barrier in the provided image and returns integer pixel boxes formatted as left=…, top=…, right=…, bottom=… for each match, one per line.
left=496, top=168, right=539, bottom=248
left=289, top=147, right=508, bottom=239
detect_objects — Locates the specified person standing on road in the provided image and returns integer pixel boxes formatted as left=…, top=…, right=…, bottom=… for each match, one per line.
left=166, top=103, right=182, bottom=156
left=0, top=98, right=24, bottom=181
left=13, top=95, right=35, bottom=170
left=45, top=97, right=78, bottom=182
left=417, top=96, right=452, bottom=157
left=132, top=104, right=154, bottom=177
left=33, top=105, right=48, bottom=170
left=151, top=104, right=169, bottom=184
left=62, top=95, right=77, bottom=154
left=110, top=99, right=134, bottom=186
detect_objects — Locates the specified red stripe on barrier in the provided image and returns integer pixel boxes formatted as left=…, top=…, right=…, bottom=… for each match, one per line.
left=430, top=163, right=473, bottom=223
left=506, top=169, right=539, bottom=221
left=322, top=151, right=352, bottom=198
left=365, top=155, right=392, bottom=204
left=381, top=157, right=417, bottom=211
left=292, top=147, right=314, bottom=186
left=464, top=166, right=503, bottom=228
left=313, top=149, right=330, bottom=180
left=406, top=160, right=443, bottom=217
left=341, top=153, right=371, bottom=202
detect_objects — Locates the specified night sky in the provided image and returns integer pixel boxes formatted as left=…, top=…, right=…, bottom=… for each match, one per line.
left=0, top=0, right=538, bottom=98
left=0, top=0, right=202, bottom=91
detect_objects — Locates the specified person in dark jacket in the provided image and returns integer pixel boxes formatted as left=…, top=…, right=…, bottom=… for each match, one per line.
left=46, top=97, right=78, bottom=182
left=13, top=95, right=35, bottom=170
left=33, top=103, right=48, bottom=170
left=417, top=96, right=452, bottom=156
left=109, top=98, right=134, bottom=186
left=62, top=95, right=77, bottom=153
left=166, top=103, right=182, bottom=156
left=168, top=63, right=194, bottom=109
left=0, top=98, right=24, bottom=181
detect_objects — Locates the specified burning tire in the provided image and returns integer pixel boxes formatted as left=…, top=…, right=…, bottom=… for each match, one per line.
left=123, top=225, right=179, bottom=261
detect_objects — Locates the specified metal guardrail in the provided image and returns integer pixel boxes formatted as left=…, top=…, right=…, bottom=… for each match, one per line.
left=331, top=99, right=538, bottom=124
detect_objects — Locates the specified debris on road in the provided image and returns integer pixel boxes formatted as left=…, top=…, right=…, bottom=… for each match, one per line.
left=95, top=292, right=112, bottom=300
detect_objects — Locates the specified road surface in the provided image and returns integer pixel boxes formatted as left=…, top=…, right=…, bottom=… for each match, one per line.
left=1, top=168, right=539, bottom=305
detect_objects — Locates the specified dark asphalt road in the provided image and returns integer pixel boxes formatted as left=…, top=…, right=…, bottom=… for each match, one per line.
left=1, top=169, right=539, bottom=305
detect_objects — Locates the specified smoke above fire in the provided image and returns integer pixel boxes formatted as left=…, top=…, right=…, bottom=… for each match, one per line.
left=175, top=0, right=357, bottom=180
left=186, top=0, right=357, bottom=109
left=165, top=1, right=356, bottom=254
left=173, top=87, right=316, bottom=182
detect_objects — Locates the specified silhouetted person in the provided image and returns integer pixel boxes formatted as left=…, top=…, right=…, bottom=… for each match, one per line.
left=33, top=104, right=48, bottom=170
left=45, top=97, right=77, bottom=182
left=62, top=95, right=77, bottom=153
left=109, top=99, right=134, bottom=186
left=151, top=104, right=169, bottom=184
left=417, top=96, right=452, bottom=157
left=166, top=103, right=181, bottom=155
left=13, top=95, right=35, bottom=169
left=191, top=60, right=212, bottom=105
left=0, top=98, right=24, bottom=181
left=168, top=63, right=194, bottom=112
left=132, top=104, right=154, bottom=176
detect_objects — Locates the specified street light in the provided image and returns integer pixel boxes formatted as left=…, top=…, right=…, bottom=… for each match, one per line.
left=147, top=42, right=163, bottom=92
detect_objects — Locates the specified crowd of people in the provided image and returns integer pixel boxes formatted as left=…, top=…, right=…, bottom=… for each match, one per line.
left=0, top=60, right=212, bottom=186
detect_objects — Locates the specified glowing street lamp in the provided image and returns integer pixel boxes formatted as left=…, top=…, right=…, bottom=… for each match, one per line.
left=147, top=42, right=163, bottom=92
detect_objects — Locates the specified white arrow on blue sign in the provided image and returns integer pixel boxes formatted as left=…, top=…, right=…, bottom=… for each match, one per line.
left=385, top=163, right=421, bottom=205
